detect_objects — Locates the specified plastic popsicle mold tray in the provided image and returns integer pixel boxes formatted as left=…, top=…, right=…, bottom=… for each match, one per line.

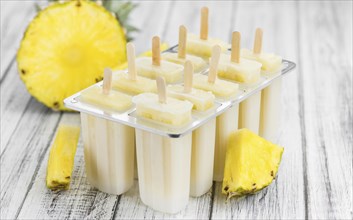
left=64, top=45, right=296, bottom=138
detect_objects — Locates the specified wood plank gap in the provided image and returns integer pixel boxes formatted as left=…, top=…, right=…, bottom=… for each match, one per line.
left=161, top=1, right=176, bottom=41
left=0, top=56, right=15, bottom=84
left=295, top=2, right=309, bottom=219
left=0, top=97, right=33, bottom=159
left=208, top=182, right=216, bottom=220
left=110, top=195, right=122, bottom=220
left=14, top=112, right=63, bottom=219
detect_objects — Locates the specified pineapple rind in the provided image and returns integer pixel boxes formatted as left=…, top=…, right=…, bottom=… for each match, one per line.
left=17, top=0, right=127, bottom=111
left=222, top=128, right=284, bottom=199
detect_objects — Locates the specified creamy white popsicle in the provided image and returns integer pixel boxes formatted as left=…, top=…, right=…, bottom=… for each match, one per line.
left=168, top=61, right=216, bottom=197
left=217, top=32, right=263, bottom=135
left=186, top=7, right=229, bottom=58
left=112, top=42, right=157, bottom=94
left=192, top=46, right=239, bottom=181
left=162, top=26, right=207, bottom=72
left=241, top=28, right=283, bottom=139
left=133, top=77, right=193, bottom=213
left=136, top=36, right=184, bottom=83
left=80, top=69, right=135, bottom=195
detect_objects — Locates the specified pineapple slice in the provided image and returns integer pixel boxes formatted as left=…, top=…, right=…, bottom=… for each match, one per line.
left=17, top=0, right=126, bottom=110
left=46, top=124, right=80, bottom=191
left=222, top=128, right=284, bottom=199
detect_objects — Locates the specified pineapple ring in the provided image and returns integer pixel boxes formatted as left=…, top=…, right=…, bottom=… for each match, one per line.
left=17, top=0, right=126, bottom=110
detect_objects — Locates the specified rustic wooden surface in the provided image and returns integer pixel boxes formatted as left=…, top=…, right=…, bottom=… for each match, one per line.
left=1, top=1, right=352, bottom=219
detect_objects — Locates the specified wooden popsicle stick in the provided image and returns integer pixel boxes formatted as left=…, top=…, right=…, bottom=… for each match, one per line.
left=102, top=68, right=112, bottom=95
left=152, top=36, right=161, bottom=66
left=156, top=76, right=167, bottom=104
left=231, top=31, right=241, bottom=63
left=200, top=7, right=208, bottom=40
left=183, top=60, right=193, bottom=93
left=253, top=28, right=263, bottom=54
left=208, top=45, right=221, bottom=84
left=178, top=25, right=187, bottom=59
left=127, top=42, right=137, bottom=81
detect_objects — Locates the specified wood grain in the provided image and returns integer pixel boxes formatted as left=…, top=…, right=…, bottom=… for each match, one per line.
left=0, top=1, right=35, bottom=80
left=211, top=2, right=305, bottom=218
left=0, top=1, right=352, bottom=219
left=298, top=1, right=352, bottom=219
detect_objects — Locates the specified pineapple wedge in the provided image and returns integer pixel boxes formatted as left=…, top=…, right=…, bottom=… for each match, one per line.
left=46, top=124, right=80, bottom=191
left=222, top=128, right=284, bottom=199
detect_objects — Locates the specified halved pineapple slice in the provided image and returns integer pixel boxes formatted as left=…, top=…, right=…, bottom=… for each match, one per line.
left=17, top=0, right=126, bottom=110
left=222, top=128, right=284, bottom=199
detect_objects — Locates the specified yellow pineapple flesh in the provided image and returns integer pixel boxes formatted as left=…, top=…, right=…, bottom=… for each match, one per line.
left=17, top=0, right=126, bottom=110
left=46, top=124, right=80, bottom=191
left=222, top=128, right=284, bottom=199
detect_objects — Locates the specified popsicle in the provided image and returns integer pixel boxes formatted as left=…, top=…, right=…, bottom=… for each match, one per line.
left=80, top=68, right=135, bottom=195
left=186, top=7, right=229, bottom=58
left=192, top=46, right=239, bottom=181
left=168, top=61, right=216, bottom=197
left=162, top=26, right=207, bottom=72
left=133, top=77, right=193, bottom=213
left=216, top=31, right=262, bottom=135
left=241, top=28, right=282, bottom=74
left=112, top=43, right=157, bottom=95
left=136, top=36, right=184, bottom=83
left=217, top=32, right=262, bottom=84
left=241, top=28, right=283, bottom=141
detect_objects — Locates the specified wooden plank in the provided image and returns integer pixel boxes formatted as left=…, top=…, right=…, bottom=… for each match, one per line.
left=0, top=64, right=32, bottom=155
left=211, top=1, right=306, bottom=219
left=114, top=1, right=233, bottom=218
left=298, top=1, right=352, bottom=219
left=0, top=99, right=62, bottom=220
left=0, top=0, right=36, bottom=80
left=17, top=113, right=120, bottom=220
left=15, top=2, right=173, bottom=219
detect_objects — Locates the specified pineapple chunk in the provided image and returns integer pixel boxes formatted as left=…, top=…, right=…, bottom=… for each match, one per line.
left=135, top=57, right=184, bottom=83
left=241, top=49, right=282, bottom=73
left=217, top=54, right=262, bottom=84
left=112, top=71, right=157, bottom=95
left=186, top=33, right=230, bottom=58
left=161, top=52, right=207, bottom=72
left=222, top=128, right=284, bottom=199
left=80, top=86, right=132, bottom=111
left=167, top=85, right=215, bottom=111
left=46, top=124, right=80, bottom=191
left=192, top=74, right=238, bottom=98
left=132, top=93, right=193, bottom=126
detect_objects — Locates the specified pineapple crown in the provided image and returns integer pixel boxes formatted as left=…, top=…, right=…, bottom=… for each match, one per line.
left=37, top=0, right=139, bottom=41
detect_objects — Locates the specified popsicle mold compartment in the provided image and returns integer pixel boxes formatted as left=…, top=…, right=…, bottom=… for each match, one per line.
left=135, top=129, right=192, bottom=213
left=64, top=45, right=295, bottom=206
left=81, top=112, right=135, bottom=195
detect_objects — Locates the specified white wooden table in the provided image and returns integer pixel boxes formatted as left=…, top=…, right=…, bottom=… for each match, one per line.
left=1, top=1, right=352, bottom=219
